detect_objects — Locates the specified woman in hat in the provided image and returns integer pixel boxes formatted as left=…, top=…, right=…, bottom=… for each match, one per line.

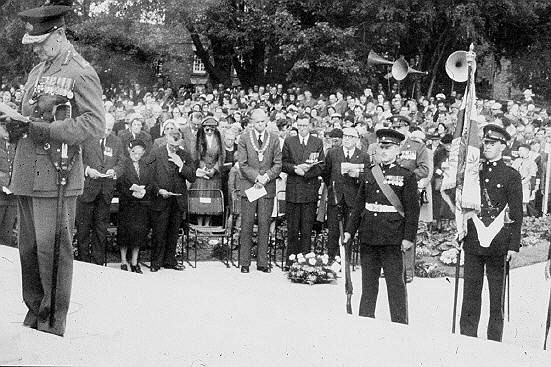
left=116, top=139, right=152, bottom=273
left=193, top=116, right=225, bottom=225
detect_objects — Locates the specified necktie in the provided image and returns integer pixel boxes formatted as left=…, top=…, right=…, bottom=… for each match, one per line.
left=345, top=151, right=350, bottom=162
left=302, top=138, right=306, bottom=147
left=134, top=162, right=140, bottom=179
left=258, top=134, right=263, bottom=148
left=101, top=138, right=105, bottom=152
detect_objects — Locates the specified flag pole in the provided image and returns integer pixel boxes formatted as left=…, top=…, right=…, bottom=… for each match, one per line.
left=451, top=43, right=476, bottom=333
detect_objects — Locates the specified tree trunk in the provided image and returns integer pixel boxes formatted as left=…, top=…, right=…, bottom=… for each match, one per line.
left=426, top=29, right=451, bottom=98
left=187, top=26, right=227, bottom=86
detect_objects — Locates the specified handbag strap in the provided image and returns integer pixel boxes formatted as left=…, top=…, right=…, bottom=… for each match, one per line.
left=371, top=164, right=405, bottom=217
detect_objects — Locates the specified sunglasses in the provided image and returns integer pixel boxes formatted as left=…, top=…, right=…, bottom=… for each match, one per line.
left=204, top=127, right=215, bottom=132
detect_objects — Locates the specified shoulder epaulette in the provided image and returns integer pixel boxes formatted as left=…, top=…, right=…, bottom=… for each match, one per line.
left=71, top=52, right=91, bottom=69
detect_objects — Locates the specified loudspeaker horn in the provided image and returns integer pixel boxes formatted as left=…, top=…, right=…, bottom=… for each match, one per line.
left=445, top=51, right=468, bottom=82
left=367, top=50, right=394, bottom=67
left=391, top=57, right=428, bottom=81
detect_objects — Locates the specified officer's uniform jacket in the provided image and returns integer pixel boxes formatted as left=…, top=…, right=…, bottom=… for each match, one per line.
left=80, top=133, right=125, bottom=204
left=346, top=162, right=420, bottom=248
left=10, top=44, right=105, bottom=198
left=322, top=146, right=370, bottom=208
left=0, top=139, right=16, bottom=206
left=464, top=159, right=523, bottom=256
left=398, top=137, right=430, bottom=181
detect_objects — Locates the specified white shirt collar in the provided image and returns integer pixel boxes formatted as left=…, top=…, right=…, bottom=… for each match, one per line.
left=254, top=129, right=265, bottom=141
left=343, top=146, right=355, bottom=156
left=300, top=134, right=310, bottom=145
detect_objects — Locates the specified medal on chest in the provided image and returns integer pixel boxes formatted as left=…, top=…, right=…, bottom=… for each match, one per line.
left=383, top=175, right=404, bottom=186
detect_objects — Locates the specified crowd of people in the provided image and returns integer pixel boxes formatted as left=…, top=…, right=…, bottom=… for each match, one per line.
left=0, top=76, right=547, bottom=340
left=2, top=80, right=549, bottom=259
left=3, top=0, right=546, bottom=342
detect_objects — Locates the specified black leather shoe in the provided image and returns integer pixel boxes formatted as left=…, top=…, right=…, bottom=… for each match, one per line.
left=121, top=264, right=129, bottom=271
left=164, top=264, right=185, bottom=271
left=257, top=266, right=271, bottom=273
left=241, top=266, right=250, bottom=273
left=150, top=265, right=160, bottom=272
left=131, top=264, right=143, bottom=274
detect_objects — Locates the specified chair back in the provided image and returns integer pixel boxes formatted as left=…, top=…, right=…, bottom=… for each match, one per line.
left=188, top=189, right=225, bottom=216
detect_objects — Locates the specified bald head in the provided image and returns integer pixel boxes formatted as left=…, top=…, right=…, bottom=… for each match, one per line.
left=251, top=109, right=267, bottom=133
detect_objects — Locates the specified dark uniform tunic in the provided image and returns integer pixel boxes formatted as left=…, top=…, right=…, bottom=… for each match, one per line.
left=460, top=159, right=522, bottom=342
left=346, top=162, right=419, bottom=324
left=0, top=139, right=17, bottom=246
left=10, top=44, right=104, bottom=336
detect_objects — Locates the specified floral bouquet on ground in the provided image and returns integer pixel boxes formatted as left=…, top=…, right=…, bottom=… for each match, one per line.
left=287, top=252, right=339, bottom=285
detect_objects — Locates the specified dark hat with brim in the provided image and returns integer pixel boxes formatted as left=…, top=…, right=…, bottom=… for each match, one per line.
left=202, top=116, right=219, bottom=127
left=387, top=114, right=411, bottom=128
left=18, top=2, right=74, bottom=45
left=128, top=139, right=146, bottom=150
left=376, top=128, right=405, bottom=146
left=483, top=124, right=510, bottom=143
left=328, top=128, right=343, bottom=138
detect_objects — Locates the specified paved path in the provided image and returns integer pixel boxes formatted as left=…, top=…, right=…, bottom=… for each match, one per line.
left=1, top=245, right=550, bottom=366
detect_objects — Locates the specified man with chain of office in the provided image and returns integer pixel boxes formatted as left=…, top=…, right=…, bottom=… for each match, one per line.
left=0, top=0, right=104, bottom=336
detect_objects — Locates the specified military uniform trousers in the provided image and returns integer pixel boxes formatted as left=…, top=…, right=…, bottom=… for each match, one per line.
left=17, top=195, right=76, bottom=337
left=0, top=201, right=17, bottom=247
left=326, top=201, right=350, bottom=259
left=360, top=245, right=408, bottom=324
left=239, top=196, right=274, bottom=268
left=76, top=192, right=110, bottom=265
left=460, top=251, right=506, bottom=342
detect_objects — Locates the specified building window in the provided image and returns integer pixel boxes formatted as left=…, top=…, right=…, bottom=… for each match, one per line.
left=193, top=54, right=206, bottom=74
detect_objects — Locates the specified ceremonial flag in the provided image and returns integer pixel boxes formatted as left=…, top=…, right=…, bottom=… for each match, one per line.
left=441, top=51, right=481, bottom=242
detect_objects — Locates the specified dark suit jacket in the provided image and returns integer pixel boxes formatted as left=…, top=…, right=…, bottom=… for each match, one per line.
left=323, top=146, right=370, bottom=208
left=282, top=134, right=325, bottom=203
left=238, top=129, right=282, bottom=198
left=118, top=130, right=152, bottom=157
left=146, top=145, right=196, bottom=212
left=79, top=133, right=125, bottom=204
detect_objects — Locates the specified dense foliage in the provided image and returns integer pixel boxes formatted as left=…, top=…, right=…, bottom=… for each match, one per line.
left=1, top=0, right=551, bottom=97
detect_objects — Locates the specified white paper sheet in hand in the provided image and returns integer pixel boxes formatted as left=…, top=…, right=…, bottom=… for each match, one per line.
left=245, top=185, right=267, bottom=202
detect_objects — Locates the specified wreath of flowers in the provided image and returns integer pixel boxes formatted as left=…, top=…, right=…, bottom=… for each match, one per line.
left=287, top=252, right=339, bottom=285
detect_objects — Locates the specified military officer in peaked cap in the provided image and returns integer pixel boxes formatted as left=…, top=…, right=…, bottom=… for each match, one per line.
left=460, top=124, right=522, bottom=342
left=0, top=1, right=104, bottom=336
left=344, top=129, right=420, bottom=324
